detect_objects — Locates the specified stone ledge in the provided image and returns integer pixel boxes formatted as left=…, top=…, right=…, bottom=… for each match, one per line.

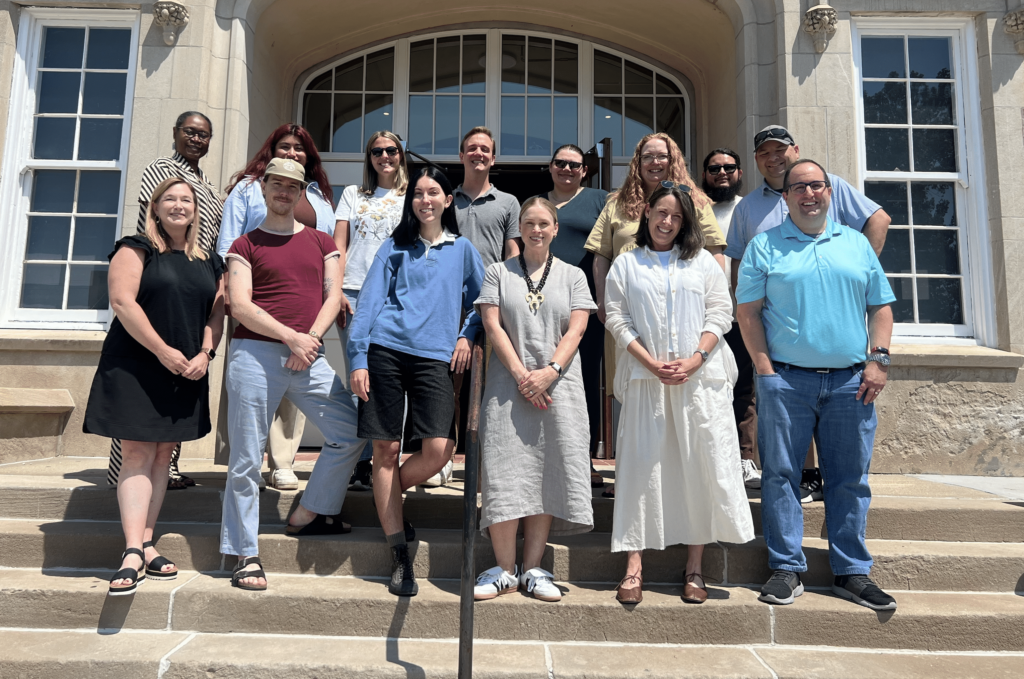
left=0, top=388, right=74, bottom=413
left=0, top=330, right=105, bottom=353
left=890, top=343, right=1024, bottom=369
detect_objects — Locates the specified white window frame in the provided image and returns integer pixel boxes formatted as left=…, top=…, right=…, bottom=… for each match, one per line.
left=852, top=17, right=994, bottom=346
left=0, top=7, right=139, bottom=330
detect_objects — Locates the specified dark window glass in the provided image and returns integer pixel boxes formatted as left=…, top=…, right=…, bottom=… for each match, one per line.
left=335, top=58, right=363, bottom=91
left=655, top=98, right=685, bottom=153
left=865, top=128, right=909, bottom=171
left=77, top=171, right=122, bottom=214
left=461, top=96, right=486, bottom=137
left=21, top=264, right=66, bottom=309
left=553, top=97, right=578, bottom=148
left=916, top=277, right=962, bottom=324
left=908, top=37, right=952, bottom=79
left=409, top=40, right=434, bottom=92
left=408, top=95, right=433, bottom=153
left=625, top=61, right=653, bottom=94
left=553, top=41, right=578, bottom=94
left=910, top=82, right=953, bottom=125
left=435, top=37, right=460, bottom=94
left=861, top=37, right=905, bottom=78
left=364, top=48, right=394, bottom=91
left=67, top=265, right=109, bottom=309
left=332, top=93, right=363, bottom=153
left=912, top=129, right=956, bottom=173
left=82, top=72, right=127, bottom=115
left=364, top=94, right=393, bottom=140
left=914, top=229, right=960, bottom=275
left=656, top=74, right=682, bottom=95
left=72, top=217, right=118, bottom=261
left=877, top=228, right=911, bottom=273
left=25, top=216, right=71, bottom=260
left=303, top=92, right=331, bottom=151
left=501, top=35, right=526, bottom=94
left=863, top=181, right=908, bottom=225
left=462, top=36, right=487, bottom=93
left=500, top=96, right=525, bottom=155
left=42, top=27, right=85, bottom=69
left=434, top=96, right=460, bottom=155
left=37, top=72, right=81, bottom=114
left=887, top=276, right=915, bottom=322
left=910, top=182, right=956, bottom=226
left=594, top=96, right=622, bottom=156
left=33, top=118, right=76, bottom=159
left=527, top=37, right=551, bottom=94
left=862, top=81, right=906, bottom=125
left=624, top=96, right=654, bottom=153
left=594, top=51, right=622, bottom=94
left=31, top=170, right=76, bottom=213
left=527, top=96, right=551, bottom=155
left=86, top=28, right=130, bottom=69
left=307, top=69, right=332, bottom=91
left=78, top=118, right=123, bottom=160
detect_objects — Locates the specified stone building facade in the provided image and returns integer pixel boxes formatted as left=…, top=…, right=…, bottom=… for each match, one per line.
left=0, top=0, right=1020, bottom=474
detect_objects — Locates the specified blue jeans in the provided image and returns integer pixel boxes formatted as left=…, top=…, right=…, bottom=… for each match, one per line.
left=221, top=338, right=367, bottom=556
left=756, top=363, right=876, bottom=575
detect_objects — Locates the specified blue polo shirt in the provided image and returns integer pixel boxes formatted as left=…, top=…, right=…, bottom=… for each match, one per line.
left=735, top=217, right=895, bottom=368
left=724, top=174, right=881, bottom=261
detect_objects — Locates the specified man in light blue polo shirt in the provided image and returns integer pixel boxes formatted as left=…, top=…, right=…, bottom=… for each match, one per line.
left=736, top=159, right=897, bottom=612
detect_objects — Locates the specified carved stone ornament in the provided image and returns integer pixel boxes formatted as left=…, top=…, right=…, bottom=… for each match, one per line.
left=803, top=4, right=838, bottom=54
left=1003, top=9, right=1024, bottom=56
left=153, top=2, right=190, bottom=46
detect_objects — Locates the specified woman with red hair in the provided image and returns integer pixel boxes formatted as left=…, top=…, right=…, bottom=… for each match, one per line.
left=214, top=123, right=336, bottom=491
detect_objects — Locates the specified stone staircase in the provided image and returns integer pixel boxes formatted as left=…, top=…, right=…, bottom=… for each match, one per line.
left=1, top=456, right=1023, bottom=678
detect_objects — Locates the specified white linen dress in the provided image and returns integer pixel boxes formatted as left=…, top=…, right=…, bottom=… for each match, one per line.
left=604, top=246, right=755, bottom=551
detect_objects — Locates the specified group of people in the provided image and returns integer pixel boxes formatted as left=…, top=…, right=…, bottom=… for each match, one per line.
left=83, top=110, right=898, bottom=613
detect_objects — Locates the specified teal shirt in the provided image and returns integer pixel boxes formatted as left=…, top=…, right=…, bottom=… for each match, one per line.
left=735, top=217, right=895, bottom=368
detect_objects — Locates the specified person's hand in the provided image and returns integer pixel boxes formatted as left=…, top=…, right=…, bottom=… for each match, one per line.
left=658, top=355, right=702, bottom=385
left=351, top=369, right=370, bottom=402
left=157, top=347, right=190, bottom=376
left=450, top=338, right=473, bottom=374
left=754, top=359, right=776, bottom=376
left=286, top=330, right=320, bottom=365
left=643, top=356, right=667, bottom=379
left=285, top=353, right=311, bottom=371
left=519, top=367, right=557, bottom=401
left=181, top=352, right=211, bottom=380
left=336, top=295, right=353, bottom=330
left=596, top=303, right=607, bottom=324
left=857, top=361, right=888, bottom=404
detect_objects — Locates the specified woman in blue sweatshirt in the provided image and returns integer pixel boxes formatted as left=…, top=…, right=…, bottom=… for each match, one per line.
left=348, top=166, right=484, bottom=597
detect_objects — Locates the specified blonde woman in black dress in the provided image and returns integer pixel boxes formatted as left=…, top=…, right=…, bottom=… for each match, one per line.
left=84, top=177, right=225, bottom=595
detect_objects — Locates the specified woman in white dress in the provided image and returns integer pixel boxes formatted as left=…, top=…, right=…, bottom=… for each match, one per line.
left=604, top=184, right=754, bottom=605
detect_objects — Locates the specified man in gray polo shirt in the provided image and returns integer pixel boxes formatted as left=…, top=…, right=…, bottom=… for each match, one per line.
left=453, top=126, right=521, bottom=268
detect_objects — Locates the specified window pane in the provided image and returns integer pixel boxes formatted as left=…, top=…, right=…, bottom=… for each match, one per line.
left=501, top=35, right=526, bottom=93
left=527, top=96, right=552, bottom=156
left=878, top=228, right=911, bottom=273
left=865, top=128, right=909, bottom=171
left=912, top=129, right=956, bottom=172
left=528, top=37, right=552, bottom=94
left=26, top=216, right=71, bottom=260
left=655, top=98, right=685, bottom=153
left=303, top=92, right=331, bottom=151
left=434, top=96, right=460, bottom=155
left=364, top=93, right=393, bottom=139
left=861, top=37, right=905, bottom=78
left=863, top=181, right=908, bottom=225
left=408, top=95, right=433, bottom=153
left=33, top=118, right=76, bottom=159
left=887, top=276, right=915, bottom=322
left=365, top=48, right=394, bottom=91
left=77, top=171, right=121, bottom=214
left=38, top=72, right=81, bottom=113
left=625, top=61, right=653, bottom=94
left=624, top=97, right=654, bottom=154
left=78, top=118, right=123, bottom=160
left=82, top=73, right=126, bottom=115
left=86, top=28, right=130, bottom=69
left=332, top=93, right=362, bottom=153
left=436, top=36, right=460, bottom=94
left=916, top=277, right=963, bottom=324
left=461, top=96, right=485, bottom=137
left=862, top=81, right=906, bottom=125
left=909, top=37, right=952, bottom=79
left=67, top=265, right=109, bottom=309
left=914, top=229, right=960, bottom=275
left=462, top=35, right=487, bottom=93
left=656, top=74, right=682, bottom=95
left=553, top=41, right=578, bottom=94
left=910, top=182, right=956, bottom=226
left=501, top=95, right=525, bottom=155
left=553, top=97, right=578, bottom=148
left=307, top=69, right=332, bottom=91
left=409, top=40, right=434, bottom=92
left=594, top=97, right=622, bottom=156
left=42, top=27, right=85, bottom=69
left=21, top=264, right=66, bottom=309
left=72, top=217, right=117, bottom=261
left=31, top=170, right=76, bottom=213
left=335, top=58, right=363, bottom=91
left=910, top=83, right=953, bottom=126
left=594, top=51, right=621, bottom=94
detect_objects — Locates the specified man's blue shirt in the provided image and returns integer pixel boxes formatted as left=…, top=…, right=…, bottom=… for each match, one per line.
left=735, top=217, right=895, bottom=368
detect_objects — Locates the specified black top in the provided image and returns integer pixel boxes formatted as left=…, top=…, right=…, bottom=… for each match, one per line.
left=102, top=235, right=224, bottom=362
left=534, top=188, right=609, bottom=267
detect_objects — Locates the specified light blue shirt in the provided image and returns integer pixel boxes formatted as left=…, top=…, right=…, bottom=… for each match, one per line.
left=216, top=177, right=336, bottom=257
left=735, top=217, right=895, bottom=368
left=724, top=174, right=881, bottom=261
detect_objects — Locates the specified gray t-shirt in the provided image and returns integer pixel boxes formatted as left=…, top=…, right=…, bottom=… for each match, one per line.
left=453, top=184, right=521, bottom=269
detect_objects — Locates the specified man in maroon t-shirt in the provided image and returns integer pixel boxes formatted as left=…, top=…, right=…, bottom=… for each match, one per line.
left=221, top=158, right=367, bottom=591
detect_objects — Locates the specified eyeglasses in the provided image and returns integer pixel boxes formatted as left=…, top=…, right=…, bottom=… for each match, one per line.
left=660, top=181, right=691, bottom=193
left=785, top=180, right=829, bottom=194
left=754, top=127, right=793, bottom=148
left=370, top=146, right=401, bottom=158
left=640, top=153, right=670, bottom=165
left=177, top=127, right=211, bottom=141
left=706, top=164, right=738, bottom=175
left=552, top=159, right=583, bottom=170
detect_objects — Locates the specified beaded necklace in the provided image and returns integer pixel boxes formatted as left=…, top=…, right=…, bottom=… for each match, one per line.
left=518, top=252, right=553, bottom=311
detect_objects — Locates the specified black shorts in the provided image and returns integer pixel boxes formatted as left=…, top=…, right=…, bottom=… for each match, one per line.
left=358, top=344, right=457, bottom=442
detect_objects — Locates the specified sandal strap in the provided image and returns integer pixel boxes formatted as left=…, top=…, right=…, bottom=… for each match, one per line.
left=111, top=567, right=140, bottom=584
left=233, top=556, right=263, bottom=572
left=146, top=555, right=176, bottom=571
left=142, top=540, right=154, bottom=549
left=122, top=547, right=144, bottom=559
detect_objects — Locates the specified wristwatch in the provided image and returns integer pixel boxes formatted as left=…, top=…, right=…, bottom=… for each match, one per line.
left=694, top=349, right=709, bottom=364
left=548, top=361, right=563, bottom=377
left=309, top=330, right=322, bottom=344
left=867, top=351, right=891, bottom=367
left=201, top=347, right=216, bottom=360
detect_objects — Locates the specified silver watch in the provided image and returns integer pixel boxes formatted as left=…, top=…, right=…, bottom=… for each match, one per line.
left=867, top=352, right=891, bottom=367
left=695, top=349, right=709, bottom=364
left=548, top=361, right=563, bottom=376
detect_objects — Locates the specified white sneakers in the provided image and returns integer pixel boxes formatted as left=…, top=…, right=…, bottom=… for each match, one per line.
left=473, top=565, right=562, bottom=602
left=420, top=459, right=454, bottom=488
left=520, top=567, right=561, bottom=602
left=741, top=459, right=762, bottom=490
left=268, top=469, right=299, bottom=491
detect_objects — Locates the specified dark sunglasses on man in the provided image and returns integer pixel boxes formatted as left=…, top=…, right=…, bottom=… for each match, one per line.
left=552, top=159, right=583, bottom=170
left=706, top=164, right=738, bottom=175
left=370, top=146, right=401, bottom=158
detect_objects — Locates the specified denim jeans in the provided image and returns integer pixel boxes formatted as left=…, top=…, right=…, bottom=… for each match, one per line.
left=756, top=363, right=876, bottom=575
left=221, top=338, right=367, bottom=556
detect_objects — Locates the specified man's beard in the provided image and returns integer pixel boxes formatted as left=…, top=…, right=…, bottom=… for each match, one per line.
left=702, top=178, right=743, bottom=203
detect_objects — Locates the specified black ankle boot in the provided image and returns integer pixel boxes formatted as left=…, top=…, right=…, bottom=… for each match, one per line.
left=389, top=544, right=418, bottom=597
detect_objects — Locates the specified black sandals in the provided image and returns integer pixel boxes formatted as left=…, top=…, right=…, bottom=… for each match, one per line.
left=142, top=540, right=178, bottom=581
left=285, top=513, right=352, bottom=537
left=232, top=556, right=268, bottom=591
left=108, top=547, right=145, bottom=596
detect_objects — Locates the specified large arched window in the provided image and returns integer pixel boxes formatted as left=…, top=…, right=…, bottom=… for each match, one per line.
left=299, top=30, right=690, bottom=176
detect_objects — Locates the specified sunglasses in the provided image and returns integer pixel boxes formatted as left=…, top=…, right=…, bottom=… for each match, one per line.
left=660, top=180, right=692, bottom=193
left=552, top=159, right=584, bottom=170
left=754, top=127, right=793, bottom=148
left=706, top=164, right=738, bottom=175
left=370, top=146, right=401, bottom=158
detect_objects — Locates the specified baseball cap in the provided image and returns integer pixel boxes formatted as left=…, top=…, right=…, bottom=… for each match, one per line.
left=264, top=157, right=307, bottom=185
left=754, top=125, right=796, bottom=150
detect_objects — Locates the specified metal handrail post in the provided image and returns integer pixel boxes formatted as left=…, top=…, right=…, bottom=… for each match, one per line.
left=458, top=341, right=486, bottom=679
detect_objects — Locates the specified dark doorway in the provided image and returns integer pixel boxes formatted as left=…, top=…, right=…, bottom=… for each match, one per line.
left=406, top=162, right=553, bottom=204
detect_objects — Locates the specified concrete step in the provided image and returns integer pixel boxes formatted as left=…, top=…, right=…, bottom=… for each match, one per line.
left=2, top=569, right=1024, bottom=651
left=3, top=518, right=1023, bottom=591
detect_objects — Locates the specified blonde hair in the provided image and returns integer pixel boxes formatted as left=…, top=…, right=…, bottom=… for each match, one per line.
left=615, top=132, right=709, bottom=221
left=145, top=177, right=207, bottom=260
left=519, top=196, right=558, bottom=224
left=361, top=130, right=409, bottom=196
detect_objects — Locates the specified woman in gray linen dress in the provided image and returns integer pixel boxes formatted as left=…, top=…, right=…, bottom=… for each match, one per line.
left=473, top=197, right=596, bottom=604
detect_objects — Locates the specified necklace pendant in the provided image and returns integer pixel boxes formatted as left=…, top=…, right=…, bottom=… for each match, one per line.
left=525, top=291, right=544, bottom=311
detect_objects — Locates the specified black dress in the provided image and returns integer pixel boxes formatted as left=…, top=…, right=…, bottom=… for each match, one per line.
left=83, top=235, right=224, bottom=442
